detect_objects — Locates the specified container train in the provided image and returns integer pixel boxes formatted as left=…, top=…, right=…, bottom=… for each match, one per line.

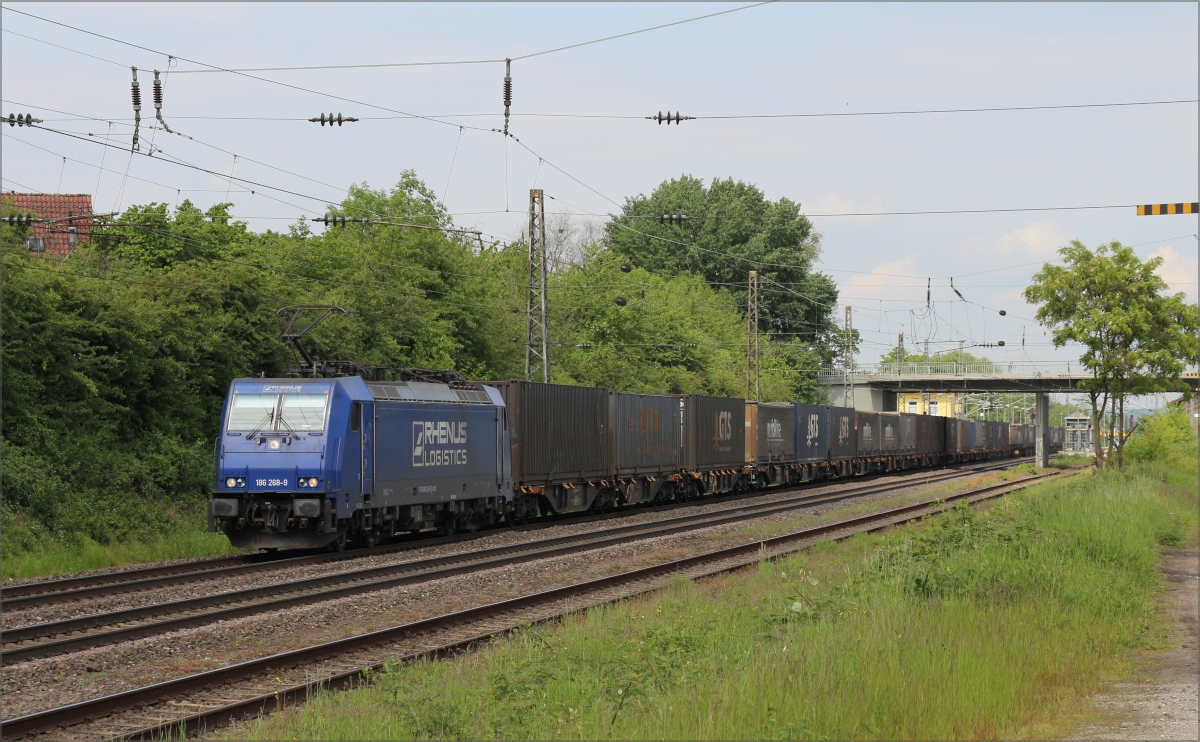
left=209, top=375, right=1063, bottom=551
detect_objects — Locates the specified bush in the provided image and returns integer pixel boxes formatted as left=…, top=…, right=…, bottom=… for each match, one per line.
left=1124, top=407, right=1197, bottom=464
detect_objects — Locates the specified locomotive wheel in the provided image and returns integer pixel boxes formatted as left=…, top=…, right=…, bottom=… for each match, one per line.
left=363, top=529, right=379, bottom=548
left=329, top=531, right=347, bottom=552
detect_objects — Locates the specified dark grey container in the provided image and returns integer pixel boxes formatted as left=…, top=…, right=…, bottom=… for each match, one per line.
left=914, top=414, right=944, bottom=454
left=483, top=381, right=611, bottom=485
left=796, top=403, right=829, bottom=464
left=879, top=412, right=901, bottom=453
left=828, top=406, right=857, bottom=460
left=946, top=418, right=971, bottom=453
left=756, top=402, right=797, bottom=463
left=856, top=411, right=881, bottom=455
left=895, top=413, right=917, bottom=453
left=682, top=395, right=745, bottom=470
left=611, top=392, right=682, bottom=477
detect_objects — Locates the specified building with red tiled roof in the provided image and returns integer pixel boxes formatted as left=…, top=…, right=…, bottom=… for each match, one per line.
left=3, top=193, right=94, bottom=256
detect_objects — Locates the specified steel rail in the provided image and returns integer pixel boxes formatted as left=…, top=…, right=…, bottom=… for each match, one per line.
left=1, top=456, right=1024, bottom=610
left=0, top=468, right=1073, bottom=741
left=1, top=459, right=1023, bottom=662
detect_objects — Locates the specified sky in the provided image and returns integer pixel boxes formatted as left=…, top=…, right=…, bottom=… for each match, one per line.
left=3, top=1, right=1198, bottom=395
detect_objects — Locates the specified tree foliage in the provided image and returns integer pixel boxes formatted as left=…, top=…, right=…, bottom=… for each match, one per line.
left=1024, top=240, right=1198, bottom=469
left=604, top=175, right=842, bottom=364
left=2, top=172, right=832, bottom=551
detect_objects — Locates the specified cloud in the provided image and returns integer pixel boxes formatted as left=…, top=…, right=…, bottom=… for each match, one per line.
left=839, top=254, right=924, bottom=303
left=960, top=220, right=1073, bottom=261
left=1148, top=246, right=1197, bottom=299
left=804, top=192, right=891, bottom=222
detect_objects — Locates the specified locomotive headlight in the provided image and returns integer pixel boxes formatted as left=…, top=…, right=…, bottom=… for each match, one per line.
left=308, top=477, right=319, bottom=488
left=226, top=477, right=237, bottom=488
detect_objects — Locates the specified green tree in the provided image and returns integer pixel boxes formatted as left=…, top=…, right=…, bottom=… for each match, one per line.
left=604, top=175, right=841, bottom=366
left=1024, top=240, right=1198, bottom=470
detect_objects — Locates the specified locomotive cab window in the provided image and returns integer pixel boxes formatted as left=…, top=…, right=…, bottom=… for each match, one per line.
left=227, top=390, right=329, bottom=432
left=227, top=394, right=278, bottom=432
left=350, top=402, right=362, bottom=433
left=279, top=394, right=329, bottom=431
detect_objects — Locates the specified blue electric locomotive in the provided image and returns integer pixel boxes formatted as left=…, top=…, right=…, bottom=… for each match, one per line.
left=209, top=375, right=513, bottom=550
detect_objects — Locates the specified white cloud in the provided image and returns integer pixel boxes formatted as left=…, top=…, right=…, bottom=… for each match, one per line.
left=960, top=220, right=1073, bottom=261
left=804, top=192, right=891, bottom=222
left=839, top=254, right=924, bottom=303
left=1149, top=246, right=1198, bottom=299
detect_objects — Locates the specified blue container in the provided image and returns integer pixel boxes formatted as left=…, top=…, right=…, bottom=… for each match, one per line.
left=856, top=411, right=881, bottom=456
left=756, top=402, right=797, bottom=463
left=796, top=404, right=829, bottom=464
left=828, top=406, right=857, bottom=461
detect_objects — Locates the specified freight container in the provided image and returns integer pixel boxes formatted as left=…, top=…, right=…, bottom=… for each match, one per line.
left=681, top=395, right=745, bottom=471
left=828, top=406, right=856, bottom=460
left=993, top=421, right=1010, bottom=449
left=796, top=403, right=829, bottom=464
left=484, top=381, right=610, bottom=485
left=756, top=402, right=797, bottom=463
left=914, top=414, right=944, bottom=454
left=879, top=412, right=900, bottom=453
left=946, top=418, right=972, bottom=453
left=895, top=413, right=917, bottom=454
left=856, top=411, right=881, bottom=456
left=610, top=392, right=681, bottom=478
left=971, top=420, right=987, bottom=451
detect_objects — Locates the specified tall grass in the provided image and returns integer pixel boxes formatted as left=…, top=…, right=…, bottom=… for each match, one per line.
left=1, top=528, right=241, bottom=581
left=230, top=459, right=1197, bottom=741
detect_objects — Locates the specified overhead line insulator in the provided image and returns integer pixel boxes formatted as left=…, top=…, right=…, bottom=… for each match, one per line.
left=309, top=113, right=359, bottom=126
left=502, top=59, right=512, bottom=136
left=648, top=111, right=694, bottom=125
left=3, top=214, right=40, bottom=226
left=4, top=113, right=43, bottom=127
left=315, top=213, right=367, bottom=227
left=152, top=70, right=175, bottom=134
left=657, top=210, right=690, bottom=226
left=130, top=67, right=142, bottom=151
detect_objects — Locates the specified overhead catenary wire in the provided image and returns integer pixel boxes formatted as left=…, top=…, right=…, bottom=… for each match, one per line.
left=1, top=6, right=498, bottom=135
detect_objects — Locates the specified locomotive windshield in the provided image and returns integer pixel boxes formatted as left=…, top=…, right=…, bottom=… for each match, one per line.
left=279, top=394, right=328, bottom=431
left=227, top=391, right=329, bottom=432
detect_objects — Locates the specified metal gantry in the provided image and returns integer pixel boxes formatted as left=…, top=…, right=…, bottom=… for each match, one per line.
left=843, top=306, right=855, bottom=408
left=525, top=188, right=550, bottom=383
left=746, top=270, right=760, bottom=401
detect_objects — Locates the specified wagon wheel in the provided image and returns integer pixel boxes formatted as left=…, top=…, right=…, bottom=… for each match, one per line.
left=329, top=530, right=348, bottom=552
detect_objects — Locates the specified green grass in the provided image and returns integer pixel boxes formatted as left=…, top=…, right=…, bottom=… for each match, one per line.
left=1, top=528, right=243, bottom=581
left=226, top=456, right=1197, bottom=741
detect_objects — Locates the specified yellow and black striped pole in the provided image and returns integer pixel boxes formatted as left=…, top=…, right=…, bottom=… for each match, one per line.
left=1136, top=202, right=1198, bottom=216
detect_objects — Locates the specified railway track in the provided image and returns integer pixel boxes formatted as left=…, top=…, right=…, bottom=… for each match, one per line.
left=1, top=458, right=1023, bottom=665
left=0, top=466, right=1075, bottom=741
left=1, top=457, right=1027, bottom=612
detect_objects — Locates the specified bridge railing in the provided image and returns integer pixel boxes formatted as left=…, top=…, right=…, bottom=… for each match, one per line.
left=817, top=361, right=1084, bottom=380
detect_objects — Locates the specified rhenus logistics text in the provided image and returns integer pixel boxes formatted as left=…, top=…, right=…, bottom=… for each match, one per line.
left=413, top=421, right=469, bottom=467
